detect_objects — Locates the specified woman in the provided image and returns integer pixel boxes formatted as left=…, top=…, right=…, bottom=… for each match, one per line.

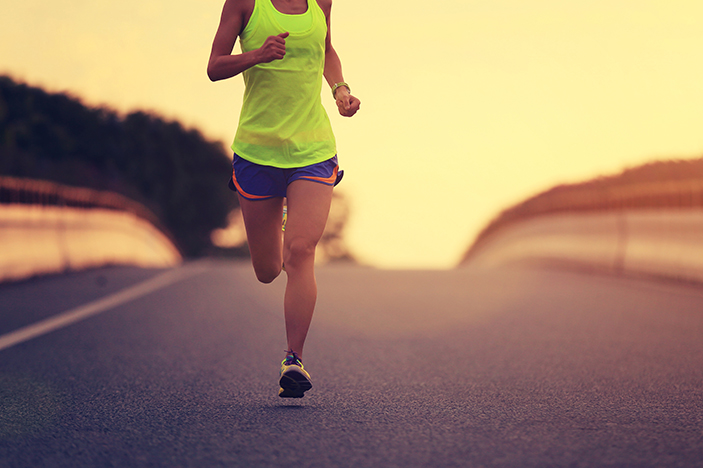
left=208, top=0, right=360, bottom=398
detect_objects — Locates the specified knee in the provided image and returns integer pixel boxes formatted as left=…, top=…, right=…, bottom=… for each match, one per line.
left=283, top=238, right=317, bottom=269
left=253, top=263, right=282, bottom=284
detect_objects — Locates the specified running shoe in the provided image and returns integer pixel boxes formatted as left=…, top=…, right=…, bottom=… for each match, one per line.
left=334, top=169, right=344, bottom=186
left=278, top=351, right=312, bottom=398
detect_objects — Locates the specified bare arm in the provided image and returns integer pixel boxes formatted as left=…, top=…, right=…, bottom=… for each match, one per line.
left=207, top=0, right=290, bottom=82
left=318, top=0, right=360, bottom=117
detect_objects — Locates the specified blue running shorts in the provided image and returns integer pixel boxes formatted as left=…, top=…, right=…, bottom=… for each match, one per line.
left=229, top=154, right=340, bottom=200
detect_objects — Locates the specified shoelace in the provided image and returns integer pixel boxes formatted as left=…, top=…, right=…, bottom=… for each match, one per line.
left=282, top=350, right=302, bottom=367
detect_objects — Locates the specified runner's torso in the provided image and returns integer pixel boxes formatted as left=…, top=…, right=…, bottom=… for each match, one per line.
left=232, top=0, right=336, bottom=168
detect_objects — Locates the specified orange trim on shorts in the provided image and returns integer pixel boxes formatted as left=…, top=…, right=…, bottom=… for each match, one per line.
left=231, top=169, right=271, bottom=200
left=298, top=165, right=339, bottom=185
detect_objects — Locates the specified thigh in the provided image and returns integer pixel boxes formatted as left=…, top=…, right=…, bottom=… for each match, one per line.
left=284, top=179, right=334, bottom=249
left=238, top=194, right=285, bottom=269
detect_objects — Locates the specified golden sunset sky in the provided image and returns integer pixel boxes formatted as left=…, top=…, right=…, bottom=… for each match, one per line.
left=2, top=0, right=702, bottom=269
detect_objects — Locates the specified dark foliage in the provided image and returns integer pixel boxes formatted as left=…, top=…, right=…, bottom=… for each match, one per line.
left=0, top=75, right=237, bottom=257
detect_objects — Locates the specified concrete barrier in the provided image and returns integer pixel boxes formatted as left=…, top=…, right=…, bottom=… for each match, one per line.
left=0, top=204, right=181, bottom=282
left=465, top=209, right=703, bottom=283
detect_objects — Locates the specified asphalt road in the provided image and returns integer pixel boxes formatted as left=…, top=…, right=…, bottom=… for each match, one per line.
left=1, top=260, right=702, bottom=467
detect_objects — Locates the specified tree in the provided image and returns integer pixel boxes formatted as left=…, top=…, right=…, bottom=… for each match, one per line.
left=0, top=75, right=236, bottom=256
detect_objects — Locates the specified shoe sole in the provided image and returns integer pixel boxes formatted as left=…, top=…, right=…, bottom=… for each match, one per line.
left=279, top=369, right=312, bottom=398
left=334, top=169, right=344, bottom=186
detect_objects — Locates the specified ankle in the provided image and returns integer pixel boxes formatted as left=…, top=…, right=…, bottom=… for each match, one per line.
left=284, top=349, right=303, bottom=362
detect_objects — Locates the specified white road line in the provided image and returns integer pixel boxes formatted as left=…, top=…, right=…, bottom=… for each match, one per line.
left=0, top=266, right=206, bottom=352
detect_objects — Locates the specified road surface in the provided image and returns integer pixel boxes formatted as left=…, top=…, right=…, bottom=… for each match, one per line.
left=1, top=260, right=702, bottom=467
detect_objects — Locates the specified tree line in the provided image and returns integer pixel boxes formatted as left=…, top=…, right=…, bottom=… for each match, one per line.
left=0, top=75, right=237, bottom=257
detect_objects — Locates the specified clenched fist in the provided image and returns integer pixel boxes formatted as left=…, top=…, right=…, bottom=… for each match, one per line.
left=257, top=32, right=290, bottom=63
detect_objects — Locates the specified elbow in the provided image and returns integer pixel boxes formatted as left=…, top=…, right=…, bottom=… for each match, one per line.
left=207, top=58, right=223, bottom=82
left=207, top=66, right=218, bottom=82
left=208, top=65, right=237, bottom=82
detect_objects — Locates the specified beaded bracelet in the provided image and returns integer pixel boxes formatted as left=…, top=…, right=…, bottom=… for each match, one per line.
left=332, top=82, right=351, bottom=99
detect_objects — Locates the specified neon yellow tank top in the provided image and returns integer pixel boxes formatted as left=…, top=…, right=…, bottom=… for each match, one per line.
left=232, top=0, right=336, bottom=168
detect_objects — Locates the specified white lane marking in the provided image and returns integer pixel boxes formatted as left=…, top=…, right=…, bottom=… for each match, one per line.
left=0, top=266, right=206, bottom=352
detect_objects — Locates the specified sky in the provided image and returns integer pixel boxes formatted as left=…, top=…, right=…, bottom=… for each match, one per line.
left=2, top=0, right=702, bottom=269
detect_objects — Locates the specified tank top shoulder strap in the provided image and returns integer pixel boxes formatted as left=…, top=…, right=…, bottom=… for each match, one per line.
left=240, top=0, right=262, bottom=41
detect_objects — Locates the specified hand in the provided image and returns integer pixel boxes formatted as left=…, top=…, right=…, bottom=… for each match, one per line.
left=257, top=32, right=290, bottom=63
left=334, top=87, right=361, bottom=117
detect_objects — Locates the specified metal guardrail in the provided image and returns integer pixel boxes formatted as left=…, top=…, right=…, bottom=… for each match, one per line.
left=463, top=179, right=703, bottom=263
left=0, top=175, right=173, bottom=247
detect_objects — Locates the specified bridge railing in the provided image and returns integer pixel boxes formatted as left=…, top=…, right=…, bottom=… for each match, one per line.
left=0, top=176, right=181, bottom=282
left=0, top=175, right=163, bottom=227
left=465, top=179, right=703, bottom=262
left=461, top=177, right=703, bottom=284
